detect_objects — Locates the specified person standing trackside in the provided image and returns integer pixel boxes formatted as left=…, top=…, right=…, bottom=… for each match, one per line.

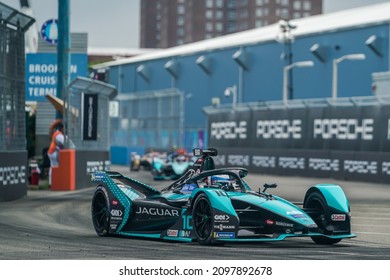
left=47, top=122, right=64, bottom=186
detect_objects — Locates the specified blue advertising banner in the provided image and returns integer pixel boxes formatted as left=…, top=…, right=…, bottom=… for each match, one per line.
left=25, top=53, right=88, bottom=101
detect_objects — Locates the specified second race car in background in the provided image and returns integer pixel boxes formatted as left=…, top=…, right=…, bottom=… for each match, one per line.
left=151, top=151, right=194, bottom=180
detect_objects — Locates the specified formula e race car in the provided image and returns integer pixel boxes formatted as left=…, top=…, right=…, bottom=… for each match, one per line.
left=151, top=153, right=192, bottom=180
left=91, top=148, right=355, bottom=245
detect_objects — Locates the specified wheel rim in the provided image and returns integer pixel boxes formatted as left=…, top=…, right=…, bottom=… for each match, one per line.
left=194, top=198, right=212, bottom=240
left=92, top=192, right=108, bottom=232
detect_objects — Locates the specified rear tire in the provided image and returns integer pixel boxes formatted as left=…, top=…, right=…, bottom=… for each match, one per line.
left=304, top=192, right=341, bottom=245
left=192, top=193, right=214, bottom=245
left=91, top=187, right=110, bottom=237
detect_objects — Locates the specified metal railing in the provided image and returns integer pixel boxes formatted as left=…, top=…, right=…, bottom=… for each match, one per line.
left=203, top=95, right=390, bottom=114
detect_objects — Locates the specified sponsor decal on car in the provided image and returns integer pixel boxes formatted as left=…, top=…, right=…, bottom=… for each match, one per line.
left=213, top=232, right=235, bottom=239
left=265, top=219, right=274, bottom=225
left=275, top=221, right=294, bottom=227
left=112, top=200, right=118, bottom=205
left=214, top=214, right=230, bottom=222
left=111, top=209, right=123, bottom=217
left=179, top=230, right=191, bottom=237
left=110, top=224, right=118, bottom=230
left=90, top=172, right=105, bottom=181
left=110, top=209, right=123, bottom=221
left=181, top=183, right=197, bottom=193
left=331, top=214, right=346, bottom=221
left=286, top=210, right=306, bottom=219
left=214, top=224, right=235, bottom=230
left=167, top=230, right=179, bottom=237
left=135, top=207, right=179, bottom=217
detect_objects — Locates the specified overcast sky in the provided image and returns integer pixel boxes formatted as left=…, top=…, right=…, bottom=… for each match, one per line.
left=1, top=0, right=390, bottom=48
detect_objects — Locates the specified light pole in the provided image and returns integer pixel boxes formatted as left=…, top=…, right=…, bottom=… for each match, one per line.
left=277, top=19, right=296, bottom=101
left=283, top=61, right=314, bottom=106
left=332, top=53, right=366, bottom=100
left=224, top=85, right=237, bottom=109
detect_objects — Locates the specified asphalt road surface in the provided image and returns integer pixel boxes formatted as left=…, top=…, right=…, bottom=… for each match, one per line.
left=0, top=165, right=389, bottom=260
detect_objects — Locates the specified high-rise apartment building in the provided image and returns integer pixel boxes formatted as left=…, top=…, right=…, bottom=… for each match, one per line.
left=140, top=0, right=322, bottom=49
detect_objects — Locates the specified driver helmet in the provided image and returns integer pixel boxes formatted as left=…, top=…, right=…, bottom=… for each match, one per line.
left=210, top=175, right=230, bottom=186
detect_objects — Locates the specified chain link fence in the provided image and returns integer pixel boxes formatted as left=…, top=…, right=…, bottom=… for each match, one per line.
left=0, top=3, right=34, bottom=151
left=111, top=88, right=184, bottom=150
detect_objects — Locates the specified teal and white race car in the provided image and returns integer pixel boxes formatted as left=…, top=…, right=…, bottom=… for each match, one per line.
left=91, top=148, right=355, bottom=245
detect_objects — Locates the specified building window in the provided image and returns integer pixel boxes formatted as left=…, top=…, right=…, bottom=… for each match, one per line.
left=276, top=8, right=288, bottom=17
left=281, top=0, right=289, bottom=6
left=228, top=10, right=236, bottom=20
left=303, top=0, right=311, bottom=10
left=293, top=0, right=301, bottom=10
left=257, top=19, right=269, bottom=27
left=205, top=33, right=213, bottom=39
left=206, top=9, right=213, bottom=19
left=177, top=27, right=184, bottom=36
left=206, top=22, right=213, bottom=32
left=216, top=0, right=224, bottom=8
left=256, top=19, right=263, bottom=27
left=206, top=0, right=213, bottom=8
left=293, top=12, right=301, bottom=18
left=227, top=22, right=236, bottom=32
left=256, top=0, right=263, bottom=5
left=216, top=10, right=223, bottom=19
left=215, top=22, right=223, bottom=32
left=177, top=4, right=185, bottom=14
left=282, top=8, right=289, bottom=17
left=239, top=0, right=248, bottom=6
left=177, top=16, right=184, bottom=26
left=240, top=10, right=248, bottom=18
left=256, top=8, right=263, bottom=17
left=177, top=39, right=184, bottom=45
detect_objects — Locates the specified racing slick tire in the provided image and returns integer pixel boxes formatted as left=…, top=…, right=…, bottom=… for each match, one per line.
left=91, top=186, right=111, bottom=237
left=304, top=191, right=342, bottom=245
left=192, top=193, right=214, bottom=245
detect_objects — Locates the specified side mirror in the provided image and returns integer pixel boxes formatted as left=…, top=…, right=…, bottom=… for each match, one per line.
left=262, top=183, right=277, bottom=193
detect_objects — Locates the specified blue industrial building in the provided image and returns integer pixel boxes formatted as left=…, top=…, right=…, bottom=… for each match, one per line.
left=95, top=3, right=390, bottom=164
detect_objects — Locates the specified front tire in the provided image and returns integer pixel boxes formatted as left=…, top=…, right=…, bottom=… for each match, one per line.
left=91, top=187, right=110, bottom=237
left=192, top=193, right=214, bottom=245
left=304, top=191, right=341, bottom=245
